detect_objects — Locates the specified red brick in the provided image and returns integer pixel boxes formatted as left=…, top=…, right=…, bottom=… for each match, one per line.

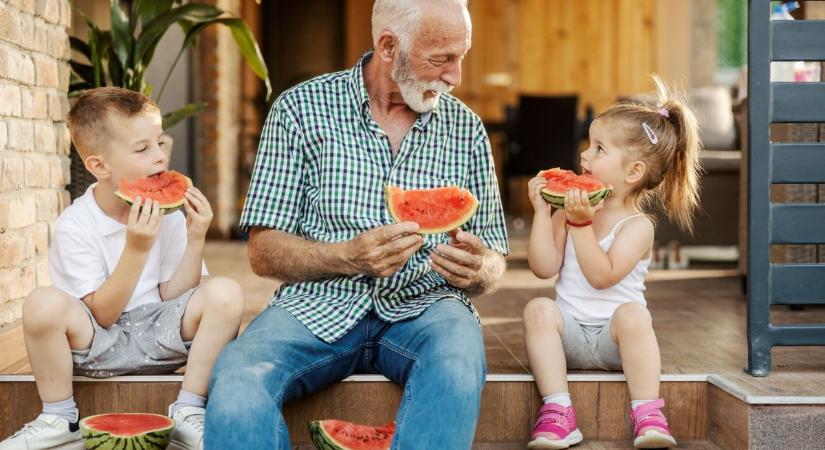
left=25, top=157, right=50, bottom=187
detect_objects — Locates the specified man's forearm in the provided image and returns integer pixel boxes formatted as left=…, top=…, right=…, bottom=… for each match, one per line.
left=467, top=250, right=506, bottom=297
left=249, top=229, right=354, bottom=283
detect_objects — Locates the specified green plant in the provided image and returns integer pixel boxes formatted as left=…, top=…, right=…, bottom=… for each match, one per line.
left=69, top=0, right=271, bottom=129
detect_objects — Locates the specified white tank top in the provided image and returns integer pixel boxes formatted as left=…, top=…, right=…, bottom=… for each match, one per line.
left=554, top=214, right=650, bottom=325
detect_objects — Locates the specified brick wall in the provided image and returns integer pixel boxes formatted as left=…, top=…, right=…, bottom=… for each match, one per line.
left=0, top=0, right=72, bottom=329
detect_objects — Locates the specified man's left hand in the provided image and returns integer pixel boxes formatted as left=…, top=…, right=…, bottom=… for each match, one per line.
left=430, top=229, right=486, bottom=290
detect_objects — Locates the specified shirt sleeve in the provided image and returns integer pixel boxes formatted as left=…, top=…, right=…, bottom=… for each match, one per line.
left=463, top=118, right=510, bottom=256
left=238, top=94, right=306, bottom=234
left=159, top=211, right=209, bottom=283
left=49, top=229, right=106, bottom=300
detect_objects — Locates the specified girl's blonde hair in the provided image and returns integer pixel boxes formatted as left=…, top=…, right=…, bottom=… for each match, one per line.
left=596, top=76, right=702, bottom=233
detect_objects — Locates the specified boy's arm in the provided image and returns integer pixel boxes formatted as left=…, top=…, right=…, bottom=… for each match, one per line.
left=83, top=198, right=162, bottom=328
left=159, top=187, right=212, bottom=300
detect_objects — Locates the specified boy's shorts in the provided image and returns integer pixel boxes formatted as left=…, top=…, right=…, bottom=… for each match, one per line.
left=559, top=306, right=623, bottom=371
left=71, top=288, right=198, bottom=378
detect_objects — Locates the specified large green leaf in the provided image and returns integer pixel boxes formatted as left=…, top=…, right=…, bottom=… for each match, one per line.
left=109, top=0, right=132, bottom=70
left=70, top=61, right=95, bottom=85
left=69, top=36, right=92, bottom=62
left=135, top=4, right=222, bottom=66
left=162, top=102, right=207, bottom=129
left=132, top=0, right=174, bottom=33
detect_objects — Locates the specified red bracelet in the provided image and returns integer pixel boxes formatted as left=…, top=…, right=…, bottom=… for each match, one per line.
left=566, top=219, right=592, bottom=228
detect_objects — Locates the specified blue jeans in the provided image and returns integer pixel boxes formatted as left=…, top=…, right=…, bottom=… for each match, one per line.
left=204, top=298, right=487, bottom=449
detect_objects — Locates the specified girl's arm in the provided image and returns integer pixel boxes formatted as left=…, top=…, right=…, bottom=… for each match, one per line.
left=569, top=217, right=653, bottom=289
left=527, top=176, right=568, bottom=279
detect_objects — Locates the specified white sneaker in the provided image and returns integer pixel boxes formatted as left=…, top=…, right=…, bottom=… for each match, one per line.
left=167, top=406, right=205, bottom=450
left=0, top=413, right=83, bottom=450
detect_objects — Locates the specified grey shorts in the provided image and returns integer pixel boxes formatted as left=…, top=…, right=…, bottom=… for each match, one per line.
left=72, top=288, right=197, bottom=378
left=559, top=306, right=623, bottom=371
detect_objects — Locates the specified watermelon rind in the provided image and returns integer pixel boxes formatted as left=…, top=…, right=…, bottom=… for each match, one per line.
left=537, top=168, right=612, bottom=209
left=307, top=420, right=394, bottom=450
left=114, top=171, right=193, bottom=214
left=385, top=185, right=479, bottom=235
left=80, top=413, right=174, bottom=450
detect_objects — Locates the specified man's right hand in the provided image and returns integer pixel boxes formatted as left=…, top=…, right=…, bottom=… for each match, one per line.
left=342, top=222, right=424, bottom=278
left=125, top=197, right=162, bottom=253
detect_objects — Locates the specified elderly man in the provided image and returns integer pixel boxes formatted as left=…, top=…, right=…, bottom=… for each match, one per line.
left=205, top=0, right=508, bottom=448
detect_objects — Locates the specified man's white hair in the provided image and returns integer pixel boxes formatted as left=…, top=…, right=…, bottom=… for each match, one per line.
left=371, top=0, right=469, bottom=51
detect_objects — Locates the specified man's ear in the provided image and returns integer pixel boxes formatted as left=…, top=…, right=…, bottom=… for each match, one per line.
left=626, top=160, right=647, bottom=184
left=84, top=154, right=111, bottom=181
left=376, top=31, right=399, bottom=62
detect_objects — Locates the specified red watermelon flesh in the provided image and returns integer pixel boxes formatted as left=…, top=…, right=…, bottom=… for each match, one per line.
left=538, top=167, right=612, bottom=208
left=115, top=170, right=192, bottom=212
left=82, top=414, right=172, bottom=437
left=385, top=185, right=478, bottom=234
left=308, top=420, right=394, bottom=450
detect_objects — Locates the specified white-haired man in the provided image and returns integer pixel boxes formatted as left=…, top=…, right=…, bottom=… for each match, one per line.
left=205, top=1, right=508, bottom=448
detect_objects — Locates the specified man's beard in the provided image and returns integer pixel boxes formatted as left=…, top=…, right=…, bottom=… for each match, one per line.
left=391, top=50, right=453, bottom=113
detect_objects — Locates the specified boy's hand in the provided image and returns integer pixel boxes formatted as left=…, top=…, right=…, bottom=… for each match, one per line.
left=564, top=189, right=604, bottom=223
left=184, top=187, right=213, bottom=240
left=528, top=176, right=553, bottom=216
left=126, top=197, right=162, bottom=253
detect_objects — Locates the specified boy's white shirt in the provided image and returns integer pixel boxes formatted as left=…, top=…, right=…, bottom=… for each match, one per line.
left=49, top=183, right=208, bottom=311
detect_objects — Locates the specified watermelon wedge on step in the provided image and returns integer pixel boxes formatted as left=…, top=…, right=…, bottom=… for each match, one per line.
left=308, top=420, right=394, bottom=450
left=115, top=170, right=192, bottom=214
left=80, top=413, right=174, bottom=450
left=538, top=167, right=612, bottom=209
left=385, top=185, right=478, bottom=234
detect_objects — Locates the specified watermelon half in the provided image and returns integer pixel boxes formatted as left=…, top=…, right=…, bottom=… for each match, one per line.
left=308, top=420, right=394, bottom=450
left=115, top=170, right=192, bottom=214
left=80, top=413, right=174, bottom=450
left=385, top=185, right=478, bottom=234
left=538, top=167, right=612, bottom=209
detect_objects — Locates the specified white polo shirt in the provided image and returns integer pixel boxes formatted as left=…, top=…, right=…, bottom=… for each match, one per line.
left=50, top=184, right=208, bottom=312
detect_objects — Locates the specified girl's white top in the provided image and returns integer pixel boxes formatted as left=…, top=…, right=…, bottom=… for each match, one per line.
left=554, top=214, right=650, bottom=325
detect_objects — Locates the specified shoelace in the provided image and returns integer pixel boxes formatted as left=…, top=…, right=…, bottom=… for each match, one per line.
left=13, top=419, right=51, bottom=438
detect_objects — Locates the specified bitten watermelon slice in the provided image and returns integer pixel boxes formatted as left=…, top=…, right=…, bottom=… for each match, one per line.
left=385, top=185, right=478, bottom=234
left=115, top=170, right=192, bottom=214
left=308, top=420, right=394, bottom=450
left=538, top=167, right=612, bottom=209
left=80, top=413, right=174, bottom=450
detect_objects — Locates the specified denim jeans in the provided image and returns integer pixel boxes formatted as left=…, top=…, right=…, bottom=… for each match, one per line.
left=204, top=298, right=487, bottom=449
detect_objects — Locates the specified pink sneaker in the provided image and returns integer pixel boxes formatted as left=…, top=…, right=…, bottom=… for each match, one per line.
left=631, top=399, right=678, bottom=448
left=527, top=403, right=583, bottom=449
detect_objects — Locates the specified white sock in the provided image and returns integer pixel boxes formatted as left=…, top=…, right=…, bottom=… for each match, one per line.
left=542, top=393, right=572, bottom=407
left=42, top=397, right=79, bottom=423
left=169, top=389, right=207, bottom=417
left=631, top=399, right=656, bottom=411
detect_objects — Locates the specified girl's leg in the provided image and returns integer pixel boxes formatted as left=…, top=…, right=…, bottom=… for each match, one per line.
left=523, top=297, right=568, bottom=395
left=23, top=287, right=94, bottom=403
left=179, top=277, right=244, bottom=397
left=610, top=303, right=660, bottom=400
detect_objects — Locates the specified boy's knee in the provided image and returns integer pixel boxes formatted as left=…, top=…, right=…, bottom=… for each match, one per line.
left=23, top=287, right=70, bottom=331
left=523, top=297, right=562, bottom=329
left=201, top=277, right=244, bottom=320
left=612, top=303, right=652, bottom=333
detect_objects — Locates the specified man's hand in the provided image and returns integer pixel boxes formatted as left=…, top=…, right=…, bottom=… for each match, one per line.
left=125, top=197, right=162, bottom=253
left=183, top=187, right=213, bottom=241
left=430, top=229, right=487, bottom=290
left=343, top=222, right=424, bottom=278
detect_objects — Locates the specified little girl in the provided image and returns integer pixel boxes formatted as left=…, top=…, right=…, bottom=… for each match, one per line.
left=523, top=76, right=701, bottom=449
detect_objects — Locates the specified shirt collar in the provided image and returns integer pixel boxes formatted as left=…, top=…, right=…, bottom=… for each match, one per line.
left=350, top=50, right=439, bottom=129
left=81, top=183, right=127, bottom=236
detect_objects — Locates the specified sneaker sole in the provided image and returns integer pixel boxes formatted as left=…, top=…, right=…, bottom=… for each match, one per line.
left=43, top=441, right=84, bottom=450
left=527, top=428, right=584, bottom=449
left=633, top=430, right=678, bottom=449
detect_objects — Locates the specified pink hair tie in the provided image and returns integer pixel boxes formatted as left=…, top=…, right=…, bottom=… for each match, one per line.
left=658, top=108, right=669, bottom=118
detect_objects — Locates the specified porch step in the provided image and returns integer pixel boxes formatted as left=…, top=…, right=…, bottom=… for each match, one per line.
left=299, top=440, right=725, bottom=449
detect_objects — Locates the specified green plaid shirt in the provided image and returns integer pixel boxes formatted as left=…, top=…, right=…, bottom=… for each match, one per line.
left=239, top=52, right=509, bottom=343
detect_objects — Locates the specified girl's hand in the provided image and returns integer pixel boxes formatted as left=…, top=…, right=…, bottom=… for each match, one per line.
left=184, top=187, right=213, bottom=241
left=563, top=189, right=603, bottom=223
left=528, top=176, right=552, bottom=216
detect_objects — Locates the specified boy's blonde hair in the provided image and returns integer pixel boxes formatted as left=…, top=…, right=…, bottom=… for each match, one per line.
left=67, top=87, right=160, bottom=159
left=596, top=76, right=702, bottom=233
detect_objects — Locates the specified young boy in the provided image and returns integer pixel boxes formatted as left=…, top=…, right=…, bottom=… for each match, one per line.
left=0, top=87, right=244, bottom=450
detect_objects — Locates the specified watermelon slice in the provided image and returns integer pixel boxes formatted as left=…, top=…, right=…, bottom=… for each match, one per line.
left=115, top=170, right=192, bottom=214
left=538, top=167, right=612, bottom=209
left=80, top=413, right=174, bottom=450
left=385, top=185, right=478, bottom=234
left=308, top=420, right=394, bottom=450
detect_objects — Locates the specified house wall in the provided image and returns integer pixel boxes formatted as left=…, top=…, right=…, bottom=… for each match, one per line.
left=0, top=0, right=72, bottom=329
